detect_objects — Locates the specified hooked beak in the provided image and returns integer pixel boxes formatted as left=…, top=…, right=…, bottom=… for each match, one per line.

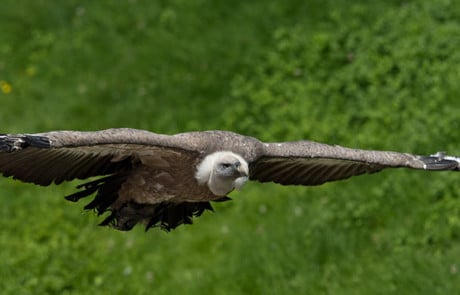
left=235, top=161, right=249, bottom=177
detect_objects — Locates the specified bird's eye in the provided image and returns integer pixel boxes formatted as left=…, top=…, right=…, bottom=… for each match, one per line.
left=221, top=163, right=231, bottom=169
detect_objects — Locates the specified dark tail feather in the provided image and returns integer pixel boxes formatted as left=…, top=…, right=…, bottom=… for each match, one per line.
left=65, top=174, right=126, bottom=216
left=64, top=174, right=231, bottom=232
left=101, top=201, right=217, bottom=232
left=65, top=175, right=120, bottom=202
left=65, top=187, right=98, bottom=202
left=156, top=202, right=214, bottom=231
left=99, top=211, right=117, bottom=226
left=84, top=178, right=124, bottom=215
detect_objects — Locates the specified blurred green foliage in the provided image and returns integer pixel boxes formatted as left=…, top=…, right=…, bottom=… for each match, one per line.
left=226, top=1, right=460, bottom=151
left=1, top=0, right=460, bottom=294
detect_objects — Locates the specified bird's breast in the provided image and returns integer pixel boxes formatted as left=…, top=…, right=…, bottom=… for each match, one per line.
left=113, top=164, right=216, bottom=209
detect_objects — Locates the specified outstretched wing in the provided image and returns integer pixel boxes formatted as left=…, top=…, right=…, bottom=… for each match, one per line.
left=250, top=141, right=460, bottom=185
left=0, top=128, right=200, bottom=186
left=0, top=128, right=220, bottom=231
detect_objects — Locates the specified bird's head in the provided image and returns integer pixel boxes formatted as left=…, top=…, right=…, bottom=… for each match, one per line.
left=195, top=151, right=249, bottom=196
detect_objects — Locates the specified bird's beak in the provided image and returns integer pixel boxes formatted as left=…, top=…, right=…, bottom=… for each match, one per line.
left=236, top=164, right=249, bottom=178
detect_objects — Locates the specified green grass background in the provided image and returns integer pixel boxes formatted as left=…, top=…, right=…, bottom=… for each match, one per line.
left=2, top=0, right=460, bottom=294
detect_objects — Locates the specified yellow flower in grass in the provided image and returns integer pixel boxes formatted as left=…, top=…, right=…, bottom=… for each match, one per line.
left=0, top=80, right=12, bottom=94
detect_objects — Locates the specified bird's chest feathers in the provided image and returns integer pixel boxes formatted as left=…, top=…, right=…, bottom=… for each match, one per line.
left=117, top=153, right=214, bottom=204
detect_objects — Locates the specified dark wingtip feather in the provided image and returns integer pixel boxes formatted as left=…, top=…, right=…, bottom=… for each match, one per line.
left=0, top=134, right=51, bottom=152
left=0, top=135, right=25, bottom=152
left=23, top=135, right=51, bottom=149
left=418, top=155, right=460, bottom=171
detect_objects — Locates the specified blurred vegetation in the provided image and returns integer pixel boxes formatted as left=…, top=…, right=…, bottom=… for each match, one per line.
left=1, top=0, right=460, bottom=294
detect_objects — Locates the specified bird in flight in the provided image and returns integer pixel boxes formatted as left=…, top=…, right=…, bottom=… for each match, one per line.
left=0, top=128, right=458, bottom=231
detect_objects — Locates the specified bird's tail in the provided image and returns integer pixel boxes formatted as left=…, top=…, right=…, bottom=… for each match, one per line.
left=64, top=175, right=227, bottom=231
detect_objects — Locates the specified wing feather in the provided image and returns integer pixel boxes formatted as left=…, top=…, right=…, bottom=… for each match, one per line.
left=0, top=147, right=129, bottom=185
left=250, top=141, right=459, bottom=185
left=2, top=128, right=459, bottom=189
left=0, top=128, right=202, bottom=186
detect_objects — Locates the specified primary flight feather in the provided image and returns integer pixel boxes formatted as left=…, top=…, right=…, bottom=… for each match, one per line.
left=0, top=128, right=459, bottom=231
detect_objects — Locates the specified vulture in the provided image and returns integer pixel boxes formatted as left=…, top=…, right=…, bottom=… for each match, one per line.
left=0, top=128, right=459, bottom=231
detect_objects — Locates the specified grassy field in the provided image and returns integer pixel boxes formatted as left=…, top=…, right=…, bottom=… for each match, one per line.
left=1, top=0, right=460, bottom=294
